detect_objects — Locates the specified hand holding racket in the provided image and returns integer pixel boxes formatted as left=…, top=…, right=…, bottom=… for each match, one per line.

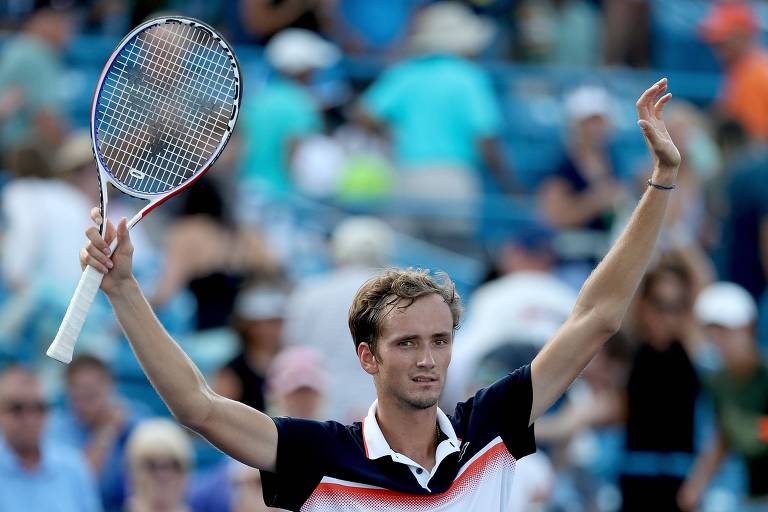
left=46, top=16, right=241, bottom=363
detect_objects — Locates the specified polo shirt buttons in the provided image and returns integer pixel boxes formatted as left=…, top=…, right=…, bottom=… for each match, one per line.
left=415, top=468, right=423, bottom=474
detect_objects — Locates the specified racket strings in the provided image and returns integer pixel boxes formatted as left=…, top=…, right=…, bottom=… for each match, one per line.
left=104, top=25, right=231, bottom=189
left=96, top=21, right=237, bottom=194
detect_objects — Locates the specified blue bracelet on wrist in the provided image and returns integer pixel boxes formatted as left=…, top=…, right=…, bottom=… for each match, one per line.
left=647, top=179, right=676, bottom=190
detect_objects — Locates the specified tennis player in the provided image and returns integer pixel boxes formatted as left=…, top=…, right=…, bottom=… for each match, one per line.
left=81, top=79, right=680, bottom=511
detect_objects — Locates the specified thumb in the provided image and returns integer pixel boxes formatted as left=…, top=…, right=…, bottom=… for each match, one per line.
left=116, top=217, right=132, bottom=252
left=638, top=119, right=659, bottom=144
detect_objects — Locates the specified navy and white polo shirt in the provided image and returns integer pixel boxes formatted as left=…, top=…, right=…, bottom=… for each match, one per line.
left=261, top=365, right=536, bottom=511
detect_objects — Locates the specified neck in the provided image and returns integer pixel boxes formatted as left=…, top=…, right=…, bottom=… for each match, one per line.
left=15, top=446, right=41, bottom=470
left=245, top=343, right=274, bottom=373
left=375, top=397, right=439, bottom=470
left=129, top=497, right=186, bottom=512
left=728, top=357, right=760, bottom=379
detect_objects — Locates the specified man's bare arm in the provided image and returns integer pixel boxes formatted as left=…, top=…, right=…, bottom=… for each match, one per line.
left=82, top=213, right=277, bottom=471
left=530, top=79, right=681, bottom=423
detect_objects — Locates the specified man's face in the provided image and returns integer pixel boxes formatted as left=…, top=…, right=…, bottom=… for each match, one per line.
left=0, top=371, right=47, bottom=454
left=68, top=367, right=111, bottom=427
left=366, top=294, right=454, bottom=410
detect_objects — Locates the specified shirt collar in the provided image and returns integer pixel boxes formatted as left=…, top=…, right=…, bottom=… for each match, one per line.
left=362, top=399, right=460, bottom=461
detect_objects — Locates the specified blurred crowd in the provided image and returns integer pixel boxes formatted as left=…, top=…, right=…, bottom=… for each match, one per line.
left=2, top=0, right=768, bottom=511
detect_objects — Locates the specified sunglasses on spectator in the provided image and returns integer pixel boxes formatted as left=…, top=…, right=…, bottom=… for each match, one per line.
left=2, top=401, right=48, bottom=416
left=141, top=458, right=185, bottom=473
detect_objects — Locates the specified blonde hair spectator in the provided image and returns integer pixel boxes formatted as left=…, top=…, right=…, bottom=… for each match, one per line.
left=126, top=418, right=193, bottom=512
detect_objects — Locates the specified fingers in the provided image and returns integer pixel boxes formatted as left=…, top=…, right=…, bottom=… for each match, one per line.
left=90, top=207, right=102, bottom=225
left=84, top=225, right=114, bottom=273
left=654, top=92, right=672, bottom=120
left=636, top=78, right=668, bottom=119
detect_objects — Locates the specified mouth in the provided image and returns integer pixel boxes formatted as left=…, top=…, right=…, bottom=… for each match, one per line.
left=411, top=376, right=438, bottom=384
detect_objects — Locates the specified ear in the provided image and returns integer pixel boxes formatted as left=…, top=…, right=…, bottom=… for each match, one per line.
left=357, top=343, right=379, bottom=375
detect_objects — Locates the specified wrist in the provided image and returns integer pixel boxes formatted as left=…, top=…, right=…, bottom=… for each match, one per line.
left=652, top=165, right=678, bottom=181
left=105, top=277, right=140, bottom=300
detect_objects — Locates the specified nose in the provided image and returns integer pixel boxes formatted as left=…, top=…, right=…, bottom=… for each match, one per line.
left=416, top=346, right=436, bottom=369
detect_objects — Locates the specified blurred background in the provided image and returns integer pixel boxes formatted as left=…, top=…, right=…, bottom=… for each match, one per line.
left=2, top=0, right=768, bottom=510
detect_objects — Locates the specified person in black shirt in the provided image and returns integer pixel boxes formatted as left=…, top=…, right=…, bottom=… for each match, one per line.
left=620, top=258, right=700, bottom=512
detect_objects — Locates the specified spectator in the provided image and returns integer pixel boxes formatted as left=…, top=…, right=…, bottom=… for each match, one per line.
left=514, top=0, right=601, bottom=66
left=619, top=259, right=701, bottom=512
left=602, top=0, right=650, bottom=67
left=358, top=1, right=515, bottom=208
left=679, top=282, right=768, bottom=510
left=0, top=365, right=101, bottom=512
left=536, top=334, right=631, bottom=512
left=699, top=1, right=768, bottom=142
left=215, top=284, right=289, bottom=412
left=48, top=355, right=144, bottom=512
left=282, top=216, right=394, bottom=422
left=0, top=133, right=119, bottom=364
left=125, top=418, right=192, bottom=512
left=266, top=346, right=328, bottom=419
left=328, top=0, right=425, bottom=56
left=150, top=177, right=281, bottom=331
left=239, top=29, right=340, bottom=198
left=237, top=0, right=333, bottom=44
left=0, top=5, right=73, bottom=155
left=537, top=85, right=626, bottom=280
left=714, top=145, right=768, bottom=300
left=445, top=223, right=577, bottom=406
left=1, top=133, right=94, bottom=295
left=656, top=102, right=717, bottom=251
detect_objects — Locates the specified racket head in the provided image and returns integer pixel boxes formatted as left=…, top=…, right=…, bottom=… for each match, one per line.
left=90, top=16, right=241, bottom=202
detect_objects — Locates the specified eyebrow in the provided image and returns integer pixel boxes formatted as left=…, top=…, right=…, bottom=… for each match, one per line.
left=390, top=332, right=452, bottom=343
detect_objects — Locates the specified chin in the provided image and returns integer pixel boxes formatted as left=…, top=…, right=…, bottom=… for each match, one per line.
left=402, top=391, right=441, bottom=410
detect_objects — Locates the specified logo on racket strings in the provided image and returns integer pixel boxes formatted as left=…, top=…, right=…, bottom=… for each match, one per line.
left=129, top=168, right=146, bottom=180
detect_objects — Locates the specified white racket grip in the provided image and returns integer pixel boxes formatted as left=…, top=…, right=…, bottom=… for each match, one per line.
left=47, top=265, right=106, bottom=364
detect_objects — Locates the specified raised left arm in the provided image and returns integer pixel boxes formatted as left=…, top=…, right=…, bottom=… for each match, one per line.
left=530, top=78, right=681, bottom=423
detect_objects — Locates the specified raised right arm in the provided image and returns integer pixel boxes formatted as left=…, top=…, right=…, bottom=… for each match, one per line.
left=82, top=212, right=278, bottom=472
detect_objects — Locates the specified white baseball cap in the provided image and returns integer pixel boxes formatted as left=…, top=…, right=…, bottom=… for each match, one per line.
left=564, top=85, right=615, bottom=122
left=694, top=282, right=757, bottom=329
left=265, top=29, right=341, bottom=75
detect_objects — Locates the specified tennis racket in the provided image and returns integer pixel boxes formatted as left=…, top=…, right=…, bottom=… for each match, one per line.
left=46, top=16, right=241, bottom=363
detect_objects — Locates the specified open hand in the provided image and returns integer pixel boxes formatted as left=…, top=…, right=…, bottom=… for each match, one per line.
left=636, top=78, right=681, bottom=172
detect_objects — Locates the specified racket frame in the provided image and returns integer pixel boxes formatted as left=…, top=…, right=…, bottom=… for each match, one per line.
left=47, top=16, right=241, bottom=363
left=90, top=15, right=241, bottom=232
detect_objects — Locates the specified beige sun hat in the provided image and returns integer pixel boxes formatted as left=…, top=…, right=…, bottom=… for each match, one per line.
left=409, top=2, right=496, bottom=57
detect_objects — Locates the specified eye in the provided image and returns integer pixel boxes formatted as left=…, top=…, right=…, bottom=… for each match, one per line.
left=398, top=340, right=414, bottom=347
left=434, top=338, right=449, bottom=346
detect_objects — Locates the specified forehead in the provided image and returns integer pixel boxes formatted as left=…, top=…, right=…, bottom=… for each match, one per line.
left=0, top=371, right=42, bottom=402
left=380, top=294, right=454, bottom=339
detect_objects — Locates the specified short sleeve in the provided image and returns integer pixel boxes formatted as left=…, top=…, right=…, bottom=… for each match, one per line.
left=260, top=417, right=342, bottom=511
left=362, top=66, right=407, bottom=122
left=452, top=365, right=536, bottom=460
left=464, top=71, right=501, bottom=138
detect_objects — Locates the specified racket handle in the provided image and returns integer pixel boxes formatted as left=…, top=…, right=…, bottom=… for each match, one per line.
left=46, top=265, right=105, bottom=364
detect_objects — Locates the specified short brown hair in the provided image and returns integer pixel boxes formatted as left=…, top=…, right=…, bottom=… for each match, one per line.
left=65, top=354, right=111, bottom=382
left=348, top=268, right=462, bottom=356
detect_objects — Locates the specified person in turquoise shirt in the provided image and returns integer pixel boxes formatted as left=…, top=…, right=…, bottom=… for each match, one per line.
left=0, top=366, right=102, bottom=512
left=0, top=7, right=73, bottom=153
left=239, top=29, right=340, bottom=198
left=359, top=2, right=515, bottom=197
